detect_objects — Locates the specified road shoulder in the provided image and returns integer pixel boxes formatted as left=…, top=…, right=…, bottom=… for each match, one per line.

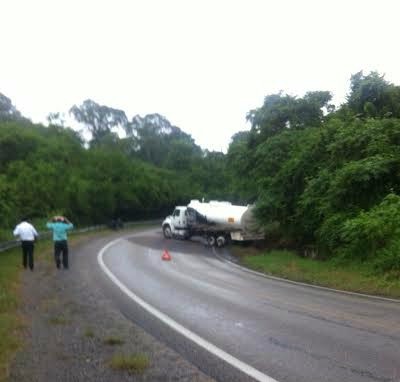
left=9, top=231, right=214, bottom=382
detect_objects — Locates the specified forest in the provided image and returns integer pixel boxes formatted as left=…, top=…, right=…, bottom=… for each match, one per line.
left=1, top=71, right=400, bottom=275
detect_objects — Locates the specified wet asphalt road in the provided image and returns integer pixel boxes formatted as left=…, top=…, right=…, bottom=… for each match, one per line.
left=98, top=228, right=400, bottom=382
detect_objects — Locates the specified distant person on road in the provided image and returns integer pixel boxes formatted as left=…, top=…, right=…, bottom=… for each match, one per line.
left=109, top=217, right=123, bottom=230
left=116, top=217, right=123, bottom=229
left=46, top=216, right=74, bottom=269
left=109, top=218, right=117, bottom=230
left=13, top=217, right=39, bottom=271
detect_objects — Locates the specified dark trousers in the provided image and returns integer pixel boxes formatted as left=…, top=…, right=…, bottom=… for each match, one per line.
left=21, top=241, right=34, bottom=270
left=54, top=240, right=69, bottom=269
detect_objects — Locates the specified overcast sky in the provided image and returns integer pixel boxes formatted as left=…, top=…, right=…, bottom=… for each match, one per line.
left=1, top=0, right=399, bottom=151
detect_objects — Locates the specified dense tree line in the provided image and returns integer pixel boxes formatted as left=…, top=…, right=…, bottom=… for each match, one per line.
left=1, top=70, right=399, bottom=275
left=0, top=96, right=229, bottom=239
left=227, top=71, right=400, bottom=274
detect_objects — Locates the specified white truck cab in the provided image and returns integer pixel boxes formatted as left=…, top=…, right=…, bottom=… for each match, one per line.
left=162, top=206, right=189, bottom=239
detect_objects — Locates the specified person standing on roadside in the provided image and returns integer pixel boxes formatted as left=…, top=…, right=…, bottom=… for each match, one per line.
left=46, top=216, right=74, bottom=269
left=13, top=217, right=39, bottom=271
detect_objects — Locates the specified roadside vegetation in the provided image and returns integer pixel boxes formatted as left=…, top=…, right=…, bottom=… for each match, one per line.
left=83, top=328, right=95, bottom=338
left=227, top=71, right=400, bottom=280
left=0, top=247, right=22, bottom=380
left=48, top=317, right=70, bottom=326
left=0, top=240, right=55, bottom=381
left=232, top=247, right=400, bottom=298
left=109, top=353, right=150, bottom=373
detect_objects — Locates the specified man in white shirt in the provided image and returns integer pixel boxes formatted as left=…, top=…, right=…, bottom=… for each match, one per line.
left=13, top=218, right=39, bottom=271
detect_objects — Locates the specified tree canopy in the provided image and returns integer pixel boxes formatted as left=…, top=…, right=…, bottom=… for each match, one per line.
left=247, top=91, right=333, bottom=144
left=0, top=92, right=25, bottom=122
left=69, top=99, right=128, bottom=144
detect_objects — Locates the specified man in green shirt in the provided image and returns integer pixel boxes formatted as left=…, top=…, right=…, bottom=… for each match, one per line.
left=46, top=216, right=74, bottom=269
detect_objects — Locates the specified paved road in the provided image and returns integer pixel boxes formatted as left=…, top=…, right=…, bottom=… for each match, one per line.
left=97, top=228, right=400, bottom=382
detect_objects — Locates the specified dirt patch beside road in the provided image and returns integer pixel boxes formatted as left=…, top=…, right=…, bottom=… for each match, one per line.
left=9, top=232, right=215, bottom=382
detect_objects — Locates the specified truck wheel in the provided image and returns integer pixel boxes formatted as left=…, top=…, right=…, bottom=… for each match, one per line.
left=163, top=225, right=172, bottom=239
left=216, top=235, right=226, bottom=248
left=207, top=235, right=216, bottom=246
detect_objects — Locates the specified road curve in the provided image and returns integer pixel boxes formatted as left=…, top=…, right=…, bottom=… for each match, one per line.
left=98, top=228, right=400, bottom=382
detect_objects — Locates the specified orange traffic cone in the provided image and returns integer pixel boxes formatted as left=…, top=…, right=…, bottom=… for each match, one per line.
left=162, top=249, right=171, bottom=261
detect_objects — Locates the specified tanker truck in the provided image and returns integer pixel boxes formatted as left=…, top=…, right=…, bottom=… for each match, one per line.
left=162, top=200, right=264, bottom=247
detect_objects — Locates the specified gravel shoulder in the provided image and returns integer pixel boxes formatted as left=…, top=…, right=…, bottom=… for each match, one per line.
left=9, top=230, right=215, bottom=382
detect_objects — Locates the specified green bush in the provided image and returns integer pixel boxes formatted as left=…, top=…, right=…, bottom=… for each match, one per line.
left=338, top=194, right=400, bottom=269
left=316, top=212, right=349, bottom=256
left=373, top=239, right=400, bottom=274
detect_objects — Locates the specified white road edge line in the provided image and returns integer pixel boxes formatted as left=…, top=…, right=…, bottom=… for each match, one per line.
left=97, top=238, right=278, bottom=382
left=213, top=248, right=400, bottom=304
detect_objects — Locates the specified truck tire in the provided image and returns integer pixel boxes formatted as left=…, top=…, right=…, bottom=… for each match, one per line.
left=207, top=235, right=216, bottom=247
left=216, top=235, right=226, bottom=248
left=163, top=225, right=172, bottom=239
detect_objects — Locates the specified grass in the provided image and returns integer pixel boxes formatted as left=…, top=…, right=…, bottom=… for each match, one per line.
left=0, top=246, right=23, bottom=381
left=234, top=247, right=400, bottom=299
left=84, top=328, right=95, bottom=338
left=103, top=336, right=125, bottom=346
left=109, top=353, right=149, bottom=373
left=48, top=317, right=70, bottom=326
